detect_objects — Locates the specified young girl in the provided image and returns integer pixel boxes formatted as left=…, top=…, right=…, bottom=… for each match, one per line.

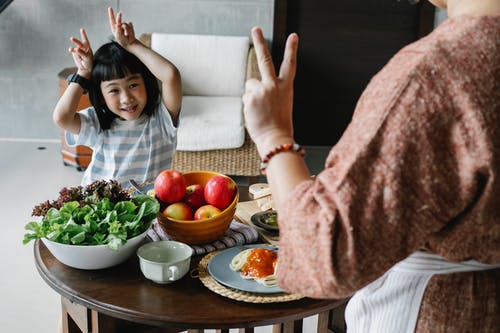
left=53, top=7, right=182, bottom=188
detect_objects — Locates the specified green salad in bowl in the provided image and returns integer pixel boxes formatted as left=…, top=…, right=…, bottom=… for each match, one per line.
left=23, top=180, right=160, bottom=269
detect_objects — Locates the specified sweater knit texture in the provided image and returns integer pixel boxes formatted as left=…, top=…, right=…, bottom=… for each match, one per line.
left=277, top=15, right=500, bottom=333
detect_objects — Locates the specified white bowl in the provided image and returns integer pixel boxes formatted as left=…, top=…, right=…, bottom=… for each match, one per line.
left=42, top=228, right=150, bottom=270
left=137, top=240, right=193, bottom=284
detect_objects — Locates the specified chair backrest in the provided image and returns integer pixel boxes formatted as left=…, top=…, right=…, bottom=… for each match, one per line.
left=151, top=33, right=250, bottom=97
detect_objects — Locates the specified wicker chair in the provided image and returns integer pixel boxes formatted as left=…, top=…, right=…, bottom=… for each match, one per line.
left=140, top=33, right=261, bottom=184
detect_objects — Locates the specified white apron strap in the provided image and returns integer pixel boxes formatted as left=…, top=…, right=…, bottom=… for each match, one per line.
left=345, top=251, right=500, bottom=333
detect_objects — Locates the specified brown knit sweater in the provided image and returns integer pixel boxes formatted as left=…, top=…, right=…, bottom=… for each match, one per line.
left=277, top=15, right=500, bottom=332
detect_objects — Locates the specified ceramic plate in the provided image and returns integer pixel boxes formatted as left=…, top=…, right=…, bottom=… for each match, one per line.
left=251, top=210, right=279, bottom=232
left=207, top=244, right=283, bottom=294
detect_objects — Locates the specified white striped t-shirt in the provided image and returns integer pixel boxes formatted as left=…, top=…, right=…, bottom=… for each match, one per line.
left=65, top=101, right=177, bottom=188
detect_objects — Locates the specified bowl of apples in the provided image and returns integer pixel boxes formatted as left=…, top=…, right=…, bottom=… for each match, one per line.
left=154, top=170, right=239, bottom=245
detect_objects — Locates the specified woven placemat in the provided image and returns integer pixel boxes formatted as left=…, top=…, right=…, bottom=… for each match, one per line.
left=197, top=251, right=304, bottom=303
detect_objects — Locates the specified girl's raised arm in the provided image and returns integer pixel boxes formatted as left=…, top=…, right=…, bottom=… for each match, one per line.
left=53, top=28, right=93, bottom=134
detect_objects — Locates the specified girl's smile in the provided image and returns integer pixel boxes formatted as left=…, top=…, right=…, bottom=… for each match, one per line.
left=101, top=73, right=148, bottom=121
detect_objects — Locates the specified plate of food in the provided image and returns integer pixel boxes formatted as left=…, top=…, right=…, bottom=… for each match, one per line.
left=207, top=244, right=283, bottom=294
left=251, top=210, right=279, bottom=232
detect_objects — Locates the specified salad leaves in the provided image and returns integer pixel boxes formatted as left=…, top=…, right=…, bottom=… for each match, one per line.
left=23, top=194, right=159, bottom=250
left=31, top=179, right=130, bottom=217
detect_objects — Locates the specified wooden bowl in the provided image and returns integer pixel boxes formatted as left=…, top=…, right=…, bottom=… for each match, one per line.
left=156, top=171, right=238, bottom=245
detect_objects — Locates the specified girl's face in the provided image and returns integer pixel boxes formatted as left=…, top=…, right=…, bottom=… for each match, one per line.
left=100, top=73, right=148, bottom=121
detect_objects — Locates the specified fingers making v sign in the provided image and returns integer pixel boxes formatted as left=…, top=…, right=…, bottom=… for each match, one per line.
left=242, top=27, right=299, bottom=155
left=108, top=7, right=136, bottom=48
left=68, top=28, right=93, bottom=77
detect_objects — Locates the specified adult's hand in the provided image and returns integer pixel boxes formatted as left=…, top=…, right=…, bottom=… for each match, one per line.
left=242, top=27, right=299, bottom=157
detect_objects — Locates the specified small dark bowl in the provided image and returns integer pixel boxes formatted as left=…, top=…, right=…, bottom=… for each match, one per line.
left=251, top=210, right=279, bottom=232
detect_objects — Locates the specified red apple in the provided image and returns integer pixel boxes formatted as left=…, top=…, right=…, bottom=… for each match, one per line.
left=162, top=202, right=193, bottom=220
left=204, top=175, right=236, bottom=209
left=154, top=169, right=186, bottom=204
left=194, top=204, right=222, bottom=220
left=184, top=184, right=206, bottom=210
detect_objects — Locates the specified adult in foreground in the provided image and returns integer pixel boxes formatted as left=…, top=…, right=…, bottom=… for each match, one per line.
left=242, top=0, right=500, bottom=332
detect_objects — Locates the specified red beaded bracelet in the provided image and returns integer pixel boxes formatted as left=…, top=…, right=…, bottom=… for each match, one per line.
left=260, top=143, right=306, bottom=175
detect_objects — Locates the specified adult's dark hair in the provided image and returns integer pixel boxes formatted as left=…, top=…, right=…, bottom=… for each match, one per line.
left=88, top=42, right=160, bottom=130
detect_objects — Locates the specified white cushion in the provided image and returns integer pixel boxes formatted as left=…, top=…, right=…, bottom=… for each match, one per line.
left=151, top=33, right=249, bottom=96
left=151, top=33, right=249, bottom=150
left=176, top=96, right=245, bottom=151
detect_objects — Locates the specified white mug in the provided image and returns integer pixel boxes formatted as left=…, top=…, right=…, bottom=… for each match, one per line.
left=137, top=240, right=193, bottom=284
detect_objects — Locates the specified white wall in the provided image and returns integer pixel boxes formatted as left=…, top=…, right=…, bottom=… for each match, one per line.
left=0, top=0, right=274, bottom=140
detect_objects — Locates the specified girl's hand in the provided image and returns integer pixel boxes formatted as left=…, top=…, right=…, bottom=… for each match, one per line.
left=68, top=28, right=93, bottom=78
left=242, top=27, right=299, bottom=156
left=108, top=7, right=136, bottom=49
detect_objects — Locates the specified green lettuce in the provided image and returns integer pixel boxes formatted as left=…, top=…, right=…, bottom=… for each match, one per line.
left=23, top=195, right=159, bottom=251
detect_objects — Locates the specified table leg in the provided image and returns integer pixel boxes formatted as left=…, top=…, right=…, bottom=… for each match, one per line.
left=61, top=297, right=90, bottom=333
left=329, top=302, right=347, bottom=333
left=91, top=310, right=119, bottom=333
left=272, top=319, right=302, bottom=333
left=317, top=311, right=331, bottom=333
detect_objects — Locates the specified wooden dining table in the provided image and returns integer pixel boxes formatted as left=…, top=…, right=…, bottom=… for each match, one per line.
left=33, top=186, right=347, bottom=333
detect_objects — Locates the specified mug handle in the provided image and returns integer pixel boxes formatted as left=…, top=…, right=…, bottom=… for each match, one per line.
left=169, top=266, right=179, bottom=281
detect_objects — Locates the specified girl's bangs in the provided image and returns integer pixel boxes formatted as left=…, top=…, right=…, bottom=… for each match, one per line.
left=94, top=62, right=129, bottom=82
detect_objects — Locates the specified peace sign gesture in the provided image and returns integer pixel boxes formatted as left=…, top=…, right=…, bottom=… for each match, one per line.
left=68, top=28, right=93, bottom=77
left=242, top=27, right=299, bottom=156
left=108, top=7, right=136, bottom=49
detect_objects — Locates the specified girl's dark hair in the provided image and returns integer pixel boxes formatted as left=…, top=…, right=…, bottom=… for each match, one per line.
left=88, top=42, right=160, bottom=129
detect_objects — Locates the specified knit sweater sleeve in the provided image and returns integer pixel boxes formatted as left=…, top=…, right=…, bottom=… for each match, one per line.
left=276, top=21, right=500, bottom=297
